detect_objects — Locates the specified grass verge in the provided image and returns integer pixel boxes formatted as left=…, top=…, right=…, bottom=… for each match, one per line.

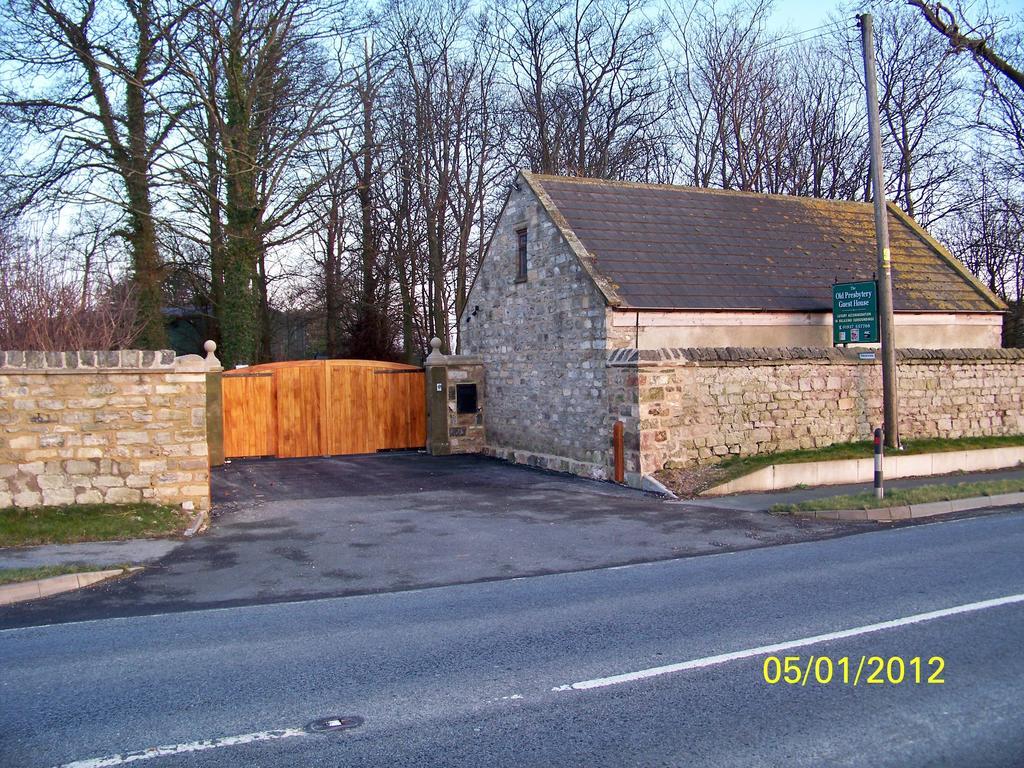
left=0, top=563, right=128, bottom=586
left=716, top=434, right=1024, bottom=485
left=771, top=478, right=1024, bottom=514
left=0, top=503, right=188, bottom=548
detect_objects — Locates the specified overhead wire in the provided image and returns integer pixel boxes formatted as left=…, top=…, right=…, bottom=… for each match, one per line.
left=751, top=21, right=860, bottom=54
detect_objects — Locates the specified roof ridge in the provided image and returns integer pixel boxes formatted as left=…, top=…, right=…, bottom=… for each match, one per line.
left=524, top=171, right=877, bottom=209
left=528, top=172, right=880, bottom=207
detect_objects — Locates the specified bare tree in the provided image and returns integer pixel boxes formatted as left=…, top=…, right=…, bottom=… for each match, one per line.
left=384, top=0, right=505, bottom=351
left=0, top=224, right=141, bottom=350
left=344, top=37, right=396, bottom=359
left=378, top=98, right=430, bottom=361
left=940, top=168, right=1024, bottom=345
left=788, top=41, right=870, bottom=200
left=167, top=0, right=354, bottom=367
left=0, top=0, right=193, bottom=348
left=496, top=0, right=666, bottom=179
left=863, top=4, right=967, bottom=223
left=906, top=1, right=1023, bottom=181
left=664, top=0, right=792, bottom=192
left=908, top=1, right=1024, bottom=92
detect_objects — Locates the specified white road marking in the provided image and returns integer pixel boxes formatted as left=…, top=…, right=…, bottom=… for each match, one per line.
left=54, top=728, right=308, bottom=768
left=553, top=592, right=1024, bottom=692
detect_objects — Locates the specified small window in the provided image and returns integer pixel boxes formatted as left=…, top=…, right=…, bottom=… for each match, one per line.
left=515, top=229, right=528, bottom=282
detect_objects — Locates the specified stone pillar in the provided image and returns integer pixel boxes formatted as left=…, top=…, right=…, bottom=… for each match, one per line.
left=424, top=338, right=486, bottom=456
left=203, top=340, right=225, bottom=467
left=425, top=339, right=450, bottom=455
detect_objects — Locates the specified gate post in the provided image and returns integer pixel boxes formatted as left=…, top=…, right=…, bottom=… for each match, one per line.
left=425, top=338, right=451, bottom=456
left=203, top=340, right=225, bottom=467
left=424, top=337, right=486, bottom=456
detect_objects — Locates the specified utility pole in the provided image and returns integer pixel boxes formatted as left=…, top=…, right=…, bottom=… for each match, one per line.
left=858, top=12, right=900, bottom=450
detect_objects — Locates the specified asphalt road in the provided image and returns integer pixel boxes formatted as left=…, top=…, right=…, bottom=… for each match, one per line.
left=2, top=508, right=1023, bottom=767
left=0, top=454, right=852, bottom=628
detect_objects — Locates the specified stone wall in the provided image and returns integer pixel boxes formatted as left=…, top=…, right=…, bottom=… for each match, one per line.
left=444, top=359, right=486, bottom=454
left=607, top=347, right=1024, bottom=475
left=1, top=350, right=211, bottom=510
left=460, top=176, right=614, bottom=478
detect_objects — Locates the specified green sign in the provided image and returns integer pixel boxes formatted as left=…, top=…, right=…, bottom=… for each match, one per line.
left=833, top=280, right=878, bottom=345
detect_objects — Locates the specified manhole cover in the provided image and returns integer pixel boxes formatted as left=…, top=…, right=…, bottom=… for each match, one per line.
left=307, top=715, right=364, bottom=733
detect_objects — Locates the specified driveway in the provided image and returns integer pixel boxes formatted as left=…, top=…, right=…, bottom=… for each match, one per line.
left=0, top=453, right=854, bottom=628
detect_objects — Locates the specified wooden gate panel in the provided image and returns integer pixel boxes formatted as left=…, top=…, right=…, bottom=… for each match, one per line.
left=222, top=374, right=276, bottom=457
left=374, top=370, right=426, bottom=450
left=326, top=363, right=376, bottom=455
left=275, top=365, right=323, bottom=458
left=222, top=359, right=425, bottom=459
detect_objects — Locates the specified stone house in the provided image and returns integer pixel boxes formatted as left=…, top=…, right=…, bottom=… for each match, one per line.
left=459, top=172, right=1018, bottom=486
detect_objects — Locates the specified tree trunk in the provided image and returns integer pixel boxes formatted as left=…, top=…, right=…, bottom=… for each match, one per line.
left=218, top=0, right=264, bottom=368
left=206, top=53, right=224, bottom=343
left=123, top=0, right=166, bottom=350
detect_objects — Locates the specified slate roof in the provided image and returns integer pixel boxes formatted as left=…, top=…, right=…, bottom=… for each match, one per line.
left=524, top=173, right=1003, bottom=313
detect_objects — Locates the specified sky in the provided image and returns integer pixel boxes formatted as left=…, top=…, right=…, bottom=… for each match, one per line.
left=769, top=0, right=1022, bottom=31
left=771, top=0, right=840, bottom=28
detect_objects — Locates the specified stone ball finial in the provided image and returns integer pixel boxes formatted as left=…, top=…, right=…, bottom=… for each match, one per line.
left=425, top=336, right=446, bottom=365
left=203, top=339, right=222, bottom=370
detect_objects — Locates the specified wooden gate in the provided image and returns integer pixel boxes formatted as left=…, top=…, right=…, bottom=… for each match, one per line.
left=222, top=360, right=426, bottom=459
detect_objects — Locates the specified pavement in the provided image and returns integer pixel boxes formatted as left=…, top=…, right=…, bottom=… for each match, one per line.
left=0, top=538, right=181, bottom=570
left=0, top=568, right=134, bottom=606
left=0, top=453, right=855, bottom=627
left=2, top=508, right=1022, bottom=767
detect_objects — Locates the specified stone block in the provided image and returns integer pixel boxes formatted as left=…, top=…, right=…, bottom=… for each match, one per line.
left=39, top=434, right=65, bottom=448
left=64, top=459, right=98, bottom=475
left=42, top=488, right=76, bottom=506
left=13, top=490, right=42, bottom=507
left=125, top=474, right=152, bottom=488
left=36, top=474, right=68, bottom=490
left=105, top=487, right=142, bottom=503
left=97, top=351, right=119, bottom=367
left=8, top=435, right=38, bottom=450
